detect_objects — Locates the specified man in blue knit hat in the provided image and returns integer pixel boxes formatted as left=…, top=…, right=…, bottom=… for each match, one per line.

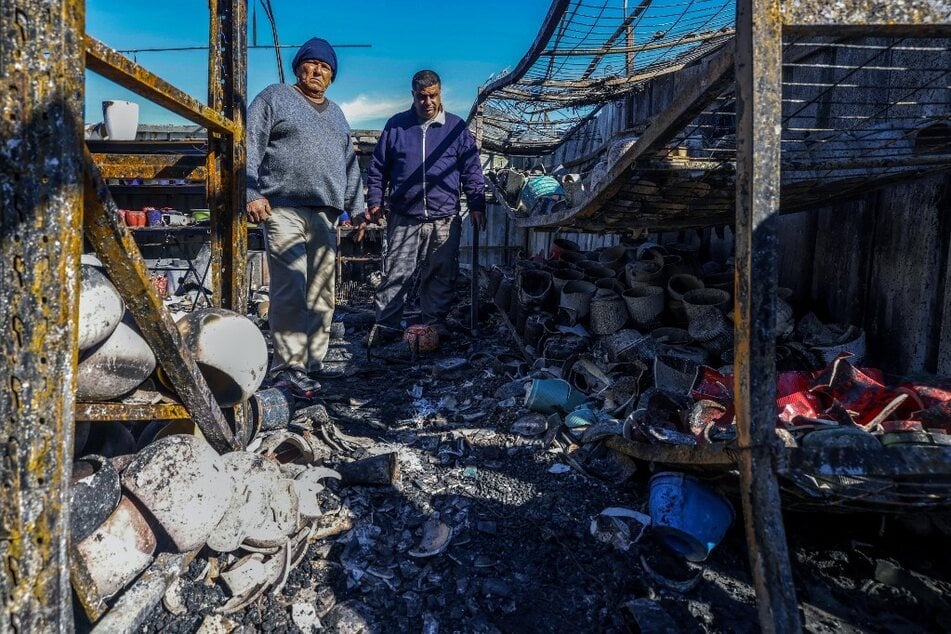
left=246, top=37, right=364, bottom=398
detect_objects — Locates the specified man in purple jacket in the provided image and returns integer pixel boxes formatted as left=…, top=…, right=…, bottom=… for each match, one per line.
left=363, top=70, right=486, bottom=344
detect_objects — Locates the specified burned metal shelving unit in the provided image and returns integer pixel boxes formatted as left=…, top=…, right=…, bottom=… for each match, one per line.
left=471, top=1, right=951, bottom=632
left=1, top=0, right=248, bottom=628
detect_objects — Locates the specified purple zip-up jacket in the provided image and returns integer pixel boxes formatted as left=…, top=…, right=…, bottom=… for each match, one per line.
left=366, top=108, right=485, bottom=219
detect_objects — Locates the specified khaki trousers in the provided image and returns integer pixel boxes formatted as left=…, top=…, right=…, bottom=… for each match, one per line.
left=264, top=205, right=337, bottom=374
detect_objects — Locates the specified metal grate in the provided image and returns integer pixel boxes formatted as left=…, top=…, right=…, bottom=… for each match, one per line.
left=471, top=0, right=736, bottom=155
left=526, top=34, right=950, bottom=230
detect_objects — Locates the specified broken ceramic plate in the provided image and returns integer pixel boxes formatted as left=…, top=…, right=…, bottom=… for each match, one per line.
left=77, top=314, right=156, bottom=401
left=175, top=308, right=268, bottom=406
left=219, top=553, right=269, bottom=597
left=78, top=263, right=124, bottom=352
left=162, top=578, right=187, bottom=617
left=589, top=507, right=650, bottom=551
left=207, top=467, right=255, bottom=552
left=408, top=519, right=452, bottom=558
left=294, top=467, right=341, bottom=520
left=210, top=452, right=283, bottom=550
left=121, top=435, right=233, bottom=552
left=70, top=454, right=121, bottom=544
left=72, top=495, right=157, bottom=608
left=242, top=473, right=301, bottom=548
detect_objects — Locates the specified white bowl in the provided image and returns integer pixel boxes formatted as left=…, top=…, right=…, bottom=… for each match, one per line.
left=176, top=308, right=268, bottom=406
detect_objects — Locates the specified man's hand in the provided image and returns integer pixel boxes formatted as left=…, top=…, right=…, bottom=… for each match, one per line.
left=471, top=210, right=486, bottom=231
left=366, top=205, right=383, bottom=224
left=246, top=198, right=272, bottom=223
left=354, top=206, right=383, bottom=242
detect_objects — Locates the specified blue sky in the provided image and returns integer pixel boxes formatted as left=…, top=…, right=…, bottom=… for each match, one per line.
left=85, top=1, right=552, bottom=130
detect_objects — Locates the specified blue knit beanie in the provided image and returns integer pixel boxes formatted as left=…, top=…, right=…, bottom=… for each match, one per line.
left=292, top=37, right=338, bottom=80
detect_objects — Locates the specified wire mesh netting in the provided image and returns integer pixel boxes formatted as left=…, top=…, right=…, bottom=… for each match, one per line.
left=491, top=31, right=949, bottom=230
left=472, top=0, right=736, bottom=155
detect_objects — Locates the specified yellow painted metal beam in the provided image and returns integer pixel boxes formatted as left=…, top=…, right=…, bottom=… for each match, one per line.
left=82, top=147, right=238, bottom=453
left=85, top=35, right=238, bottom=137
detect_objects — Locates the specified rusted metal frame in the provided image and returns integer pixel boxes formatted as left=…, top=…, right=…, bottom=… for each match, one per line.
left=207, top=0, right=248, bottom=314
left=74, top=403, right=189, bottom=422
left=207, top=0, right=249, bottom=445
left=579, top=0, right=653, bottom=80
left=518, top=43, right=735, bottom=230
left=0, top=0, right=84, bottom=629
left=84, top=35, right=237, bottom=136
left=465, top=0, right=571, bottom=123
left=780, top=0, right=951, bottom=33
left=734, top=1, right=801, bottom=632
left=89, top=549, right=198, bottom=634
left=90, top=153, right=207, bottom=181
left=82, top=148, right=238, bottom=453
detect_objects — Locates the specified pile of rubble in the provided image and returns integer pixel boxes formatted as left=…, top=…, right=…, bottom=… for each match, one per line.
left=70, top=243, right=951, bottom=631
left=132, top=303, right=949, bottom=632
left=487, top=237, right=951, bottom=456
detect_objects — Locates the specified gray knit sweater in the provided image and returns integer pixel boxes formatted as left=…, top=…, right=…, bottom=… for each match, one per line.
left=246, top=84, right=364, bottom=213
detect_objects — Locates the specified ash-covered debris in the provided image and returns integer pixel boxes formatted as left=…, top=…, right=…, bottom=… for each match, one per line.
left=72, top=259, right=951, bottom=632
left=121, top=274, right=950, bottom=632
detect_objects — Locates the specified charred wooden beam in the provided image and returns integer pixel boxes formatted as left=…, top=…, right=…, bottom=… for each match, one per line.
left=0, top=0, right=84, bottom=629
left=90, top=153, right=206, bottom=181
left=89, top=550, right=197, bottom=634
left=604, top=436, right=738, bottom=466
left=82, top=148, right=238, bottom=453
left=781, top=446, right=951, bottom=479
left=734, top=1, right=801, bottom=631
left=84, top=35, right=237, bottom=136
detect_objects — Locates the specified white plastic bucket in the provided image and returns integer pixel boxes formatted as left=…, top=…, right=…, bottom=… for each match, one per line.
left=102, top=100, right=139, bottom=140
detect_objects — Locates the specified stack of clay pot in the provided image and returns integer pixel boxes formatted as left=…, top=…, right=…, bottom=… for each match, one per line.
left=493, top=237, right=739, bottom=365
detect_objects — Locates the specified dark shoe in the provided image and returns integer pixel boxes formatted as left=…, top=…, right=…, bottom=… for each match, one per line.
left=273, top=369, right=321, bottom=399
left=364, top=324, right=402, bottom=347
left=309, top=364, right=346, bottom=379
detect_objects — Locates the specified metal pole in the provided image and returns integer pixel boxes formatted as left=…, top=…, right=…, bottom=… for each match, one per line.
left=471, top=224, right=480, bottom=336
left=734, top=0, right=802, bottom=631
left=0, top=0, right=84, bottom=629
left=472, top=102, right=486, bottom=336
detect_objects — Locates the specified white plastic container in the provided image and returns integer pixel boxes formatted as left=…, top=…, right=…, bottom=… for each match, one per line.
left=102, top=100, right=139, bottom=140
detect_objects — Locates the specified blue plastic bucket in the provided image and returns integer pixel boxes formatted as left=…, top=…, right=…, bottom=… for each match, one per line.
left=649, top=472, right=734, bottom=562
left=518, top=176, right=564, bottom=214
left=524, top=379, right=586, bottom=415
left=564, top=406, right=613, bottom=429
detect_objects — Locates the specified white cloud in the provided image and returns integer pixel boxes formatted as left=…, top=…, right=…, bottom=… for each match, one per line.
left=339, top=95, right=405, bottom=126
left=338, top=87, right=476, bottom=127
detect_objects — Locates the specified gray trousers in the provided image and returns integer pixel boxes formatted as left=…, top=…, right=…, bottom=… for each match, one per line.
left=264, top=205, right=337, bottom=374
left=375, top=213, right=461, bottom=328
